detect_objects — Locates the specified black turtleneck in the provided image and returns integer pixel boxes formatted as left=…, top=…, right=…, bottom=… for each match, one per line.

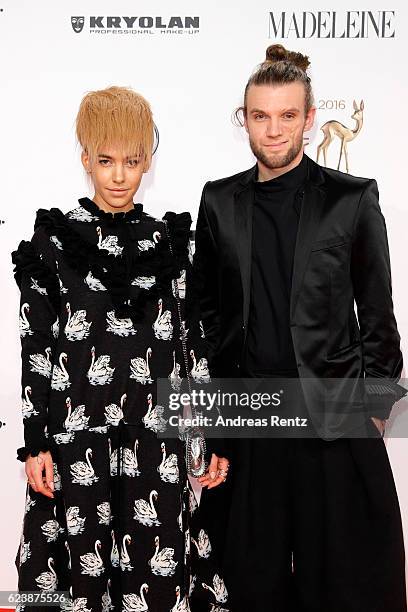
left=243, top=154, right=307, bottom=376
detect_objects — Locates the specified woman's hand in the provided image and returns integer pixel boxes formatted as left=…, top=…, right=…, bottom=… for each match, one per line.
left=25, top=451, right=55, bottom=498
left=197, top=453, right=230, bottom=489
left=371, top=416, right=387, bottom=437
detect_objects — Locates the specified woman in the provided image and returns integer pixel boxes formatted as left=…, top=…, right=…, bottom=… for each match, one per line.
left=12, top=85, right=217, bottom=612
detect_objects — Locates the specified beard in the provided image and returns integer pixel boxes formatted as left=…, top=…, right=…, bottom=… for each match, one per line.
left=249, top=131, right=304, bottom=170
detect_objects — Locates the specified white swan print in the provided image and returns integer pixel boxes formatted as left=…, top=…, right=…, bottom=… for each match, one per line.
left=87, top=346, right=115, bottom=385
left=169, top=350, right=182, bottom=391
left=158, top=442, right=179, bottom=483
left=24, top=491, right=36, bottom=514
left=35, top=556, right=58, bottom=591
left=30, top=277, right=47, bottom=295
left=202, top=574, right=228, bottom=605
left=22, top=386, right=39, bottom=420
left=120, top=534, right=134, bottom=572
left=149, top=535, right=178, bottom=577
left=189, top=349, right=210, bottom=384
left=29, top=346, right=52, bottom=378
left=51, top=316, right=59, bottom=339
left=65, top=397, right=89, bottom=431
left=67, top=206, right=98, bottom=222
left=101, top=578, right=114, bottom=612
left=187, top=239, right=194, bottom=264
left=143, top=393, right=167, bottom=434
left=56, top=261, right=68, bottom=294
left=53, top=431, right=75, bottom=445
left=65, top=302, right=92, bottom=341
left=80, top=539, right=105, bottom=576
left=130, top=347, right=153, bottom=384
left=97, top=501, right=112, bottom=525
left=59, top=586, right=73, bottom=612
left=84, top=270, right=107, bottom=291
left=104, top=393, right=126, bottom=426
left=111, top=529, right=119, bottom=568
left=153, top=298, right=173, bottom=340
left=70, top=448, right=99, bottom=486
left=72, top=596, right=92, bottom=612
left=40, top=505, right=64, bottom=542
left=51, top=352, right=71, bottom=390
left=122, top=439, right=140, bottom=477
left=122, top=583, right=149, bottom=612
left=134, top=490, right=161, bottom=527
left=19, top=303, right=33, bottom=338
left=191, top=529, right=212, bottom=559
left=172, top=269, right=186, bottom=300
left=184, top=528, right=190, bottom=560
left=170, top=585, right=190, bottom=612
left=53, top=462, right=62, bottom=491
left=50, top=235, right=63, bottom=250
left=109, top=438, right=120, bottom=477
left=131, top=275, right=156, bottom=289
left=180, top=320, right=189, bottom=342
left=199, top=320, right=205, bottom=338
left=19, top=534, right=31, bottom=565
left=66, top=506, right=86, bottom=536
left=96, top=226, right=123, bottom=257
left=106, top=310, right=137, bottom=337
left=65, top=541, right=72, bottom=570
left=138, top=230, right=161, bottom=251
left=189, top=488, right=198, bottom=514
left=89, top=425, right=108, bottom=434
left=189, top=575, right=197, bottom=597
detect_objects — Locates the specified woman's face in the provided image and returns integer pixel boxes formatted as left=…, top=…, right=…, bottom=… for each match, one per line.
left=82, top=145, right=148, bottom=213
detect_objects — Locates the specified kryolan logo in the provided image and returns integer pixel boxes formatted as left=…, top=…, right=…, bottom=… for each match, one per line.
left=71, top=16, right=85, bottom=33
left=70, top=15, right=200, bottom=33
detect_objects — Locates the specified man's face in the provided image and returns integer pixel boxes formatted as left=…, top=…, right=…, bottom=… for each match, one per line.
left=82, top=145, right=149, bottom=213
left=244, top=82, right=315, bottom=172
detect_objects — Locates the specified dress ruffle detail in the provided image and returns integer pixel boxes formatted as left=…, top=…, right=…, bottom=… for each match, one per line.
left=16, top=440, right=55, bottom=462
left=78, top=197, right=143, bottom=224
left=11, top=240, right=61, bottom=312
left=33, top=206, right=193, bottom=325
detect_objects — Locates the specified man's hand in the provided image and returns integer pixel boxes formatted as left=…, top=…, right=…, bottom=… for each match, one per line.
left=371, top=417, right=387, bottom=437
left=25, top=451, right=55, bottom=498
left=197, top=453, right=230, bottom=489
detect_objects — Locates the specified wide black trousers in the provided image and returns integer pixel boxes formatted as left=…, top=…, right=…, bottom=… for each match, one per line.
left=192, top=424, right=407, bottom=612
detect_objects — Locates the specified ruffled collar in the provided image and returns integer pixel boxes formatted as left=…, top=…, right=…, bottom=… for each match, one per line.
left=78, top=197, right=143, bottom=223
left=31, top=206, right=192, bottom=325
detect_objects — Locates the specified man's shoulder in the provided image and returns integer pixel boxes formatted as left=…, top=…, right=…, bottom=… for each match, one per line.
left=203, top=165, right=256, bottom=194
left=314, top=160, right=376, bottom=191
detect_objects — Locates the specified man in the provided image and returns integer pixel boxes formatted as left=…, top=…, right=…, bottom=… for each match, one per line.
left=192, top=45, right=406, bottom=612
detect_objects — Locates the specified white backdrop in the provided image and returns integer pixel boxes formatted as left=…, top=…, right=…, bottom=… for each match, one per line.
left=1, top=0, right=407, bottom=595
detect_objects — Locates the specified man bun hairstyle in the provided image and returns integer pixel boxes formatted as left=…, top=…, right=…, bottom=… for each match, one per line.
left=264, top=44, right=311, bottom=72
left=234, top=44, right=314, bottom=124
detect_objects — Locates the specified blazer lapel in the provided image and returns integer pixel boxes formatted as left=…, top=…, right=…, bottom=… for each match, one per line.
left=233, top=157, right=327, bottom=327
left=290, top=158, right=327, bottom=320
left=234, top=165, right=256, bottom=328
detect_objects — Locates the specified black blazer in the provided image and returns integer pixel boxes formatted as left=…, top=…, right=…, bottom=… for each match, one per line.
left=193, top=155, right=405, bottom=430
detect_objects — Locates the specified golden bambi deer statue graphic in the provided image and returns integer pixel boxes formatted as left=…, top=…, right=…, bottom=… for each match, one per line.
left=316, top=100, right=364, bottom=174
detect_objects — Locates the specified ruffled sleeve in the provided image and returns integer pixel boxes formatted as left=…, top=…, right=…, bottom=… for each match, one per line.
left=11, top=226, right=59, bottom=461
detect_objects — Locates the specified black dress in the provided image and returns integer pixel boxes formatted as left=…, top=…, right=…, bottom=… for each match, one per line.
left=12, top=197, right=213, bottom=612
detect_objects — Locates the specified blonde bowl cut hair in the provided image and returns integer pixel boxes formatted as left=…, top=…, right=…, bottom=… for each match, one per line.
left=76, top=86, right=154, bottom=169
